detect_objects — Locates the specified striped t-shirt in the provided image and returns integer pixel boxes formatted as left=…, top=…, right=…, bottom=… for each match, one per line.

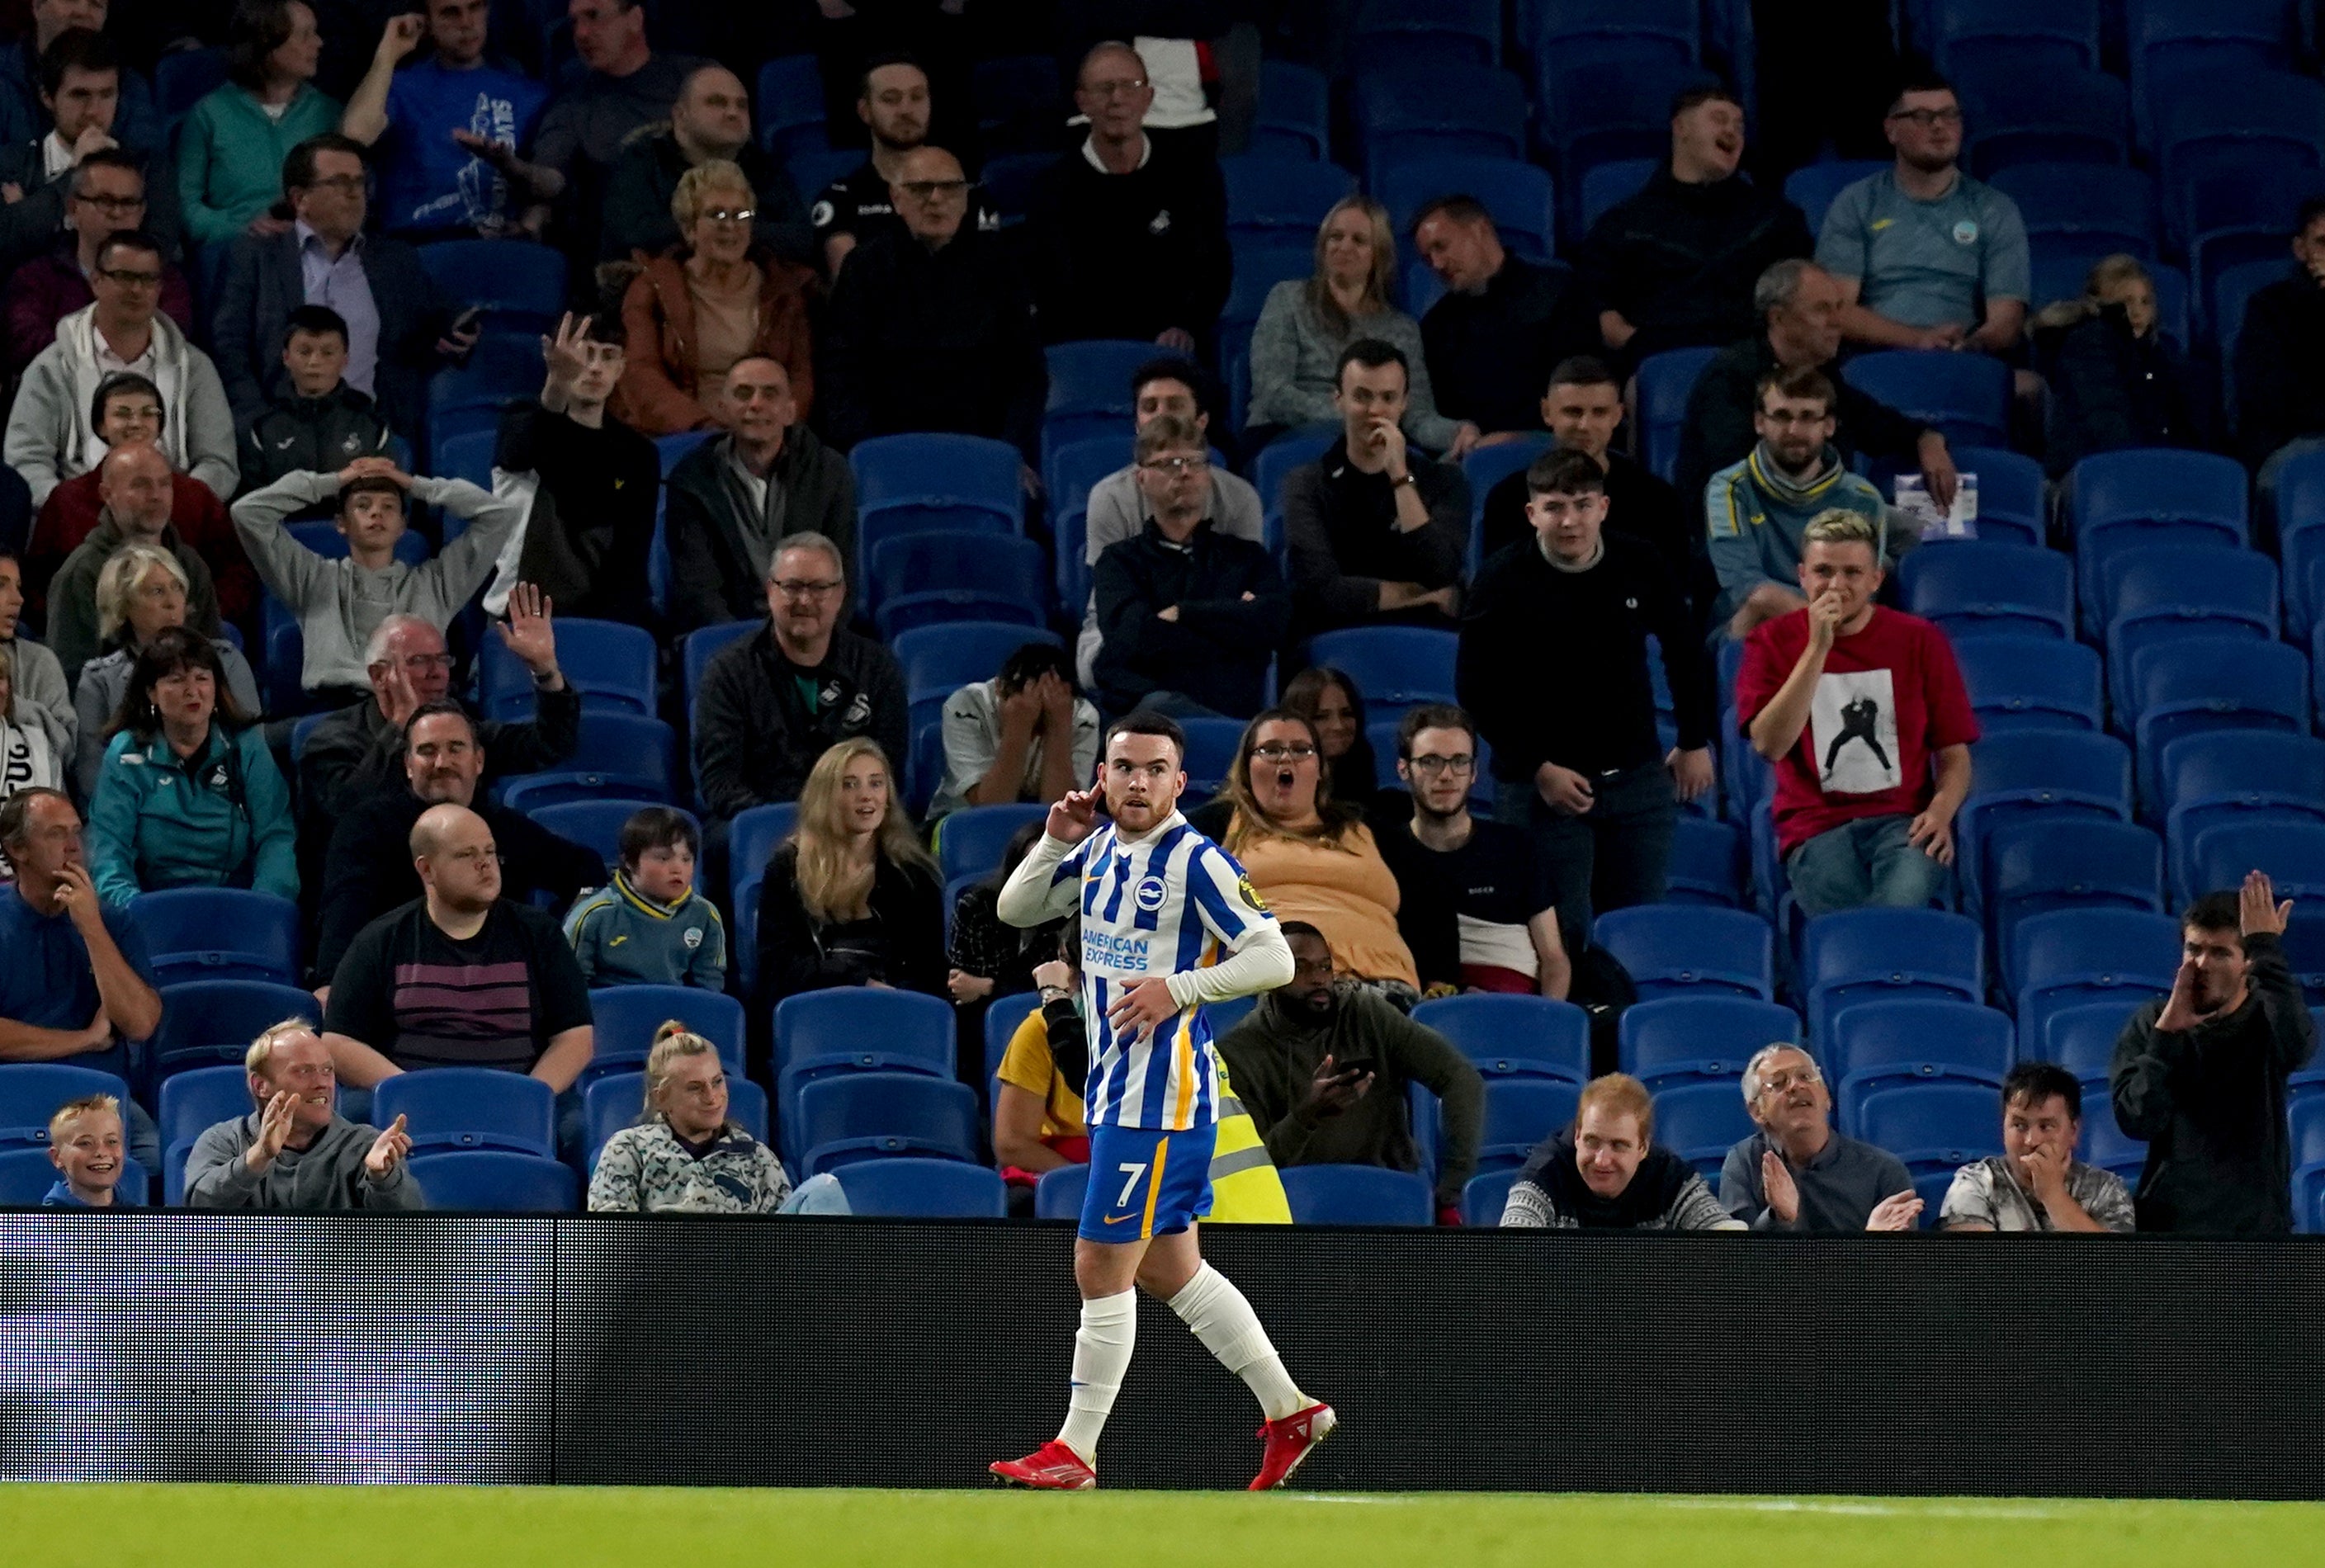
left=323, top=899, right=594, bottom=1072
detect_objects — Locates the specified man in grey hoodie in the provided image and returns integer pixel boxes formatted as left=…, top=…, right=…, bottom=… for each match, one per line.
left=185, top=1018, right=425, bottom=1211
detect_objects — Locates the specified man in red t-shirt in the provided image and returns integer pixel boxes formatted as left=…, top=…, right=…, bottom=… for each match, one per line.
left=1735, top=510, right=1977, bottom=915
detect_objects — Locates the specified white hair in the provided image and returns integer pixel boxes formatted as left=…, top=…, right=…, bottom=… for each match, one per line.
left=363, top=612, right=439, bottom=668
left=1741, top=1042, right=1819, bottom=1103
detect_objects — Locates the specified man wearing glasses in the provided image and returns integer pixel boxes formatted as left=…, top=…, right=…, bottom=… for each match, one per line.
left=598, top=63, right=809, bottom=263
left=1817, top=73, right=2030, bottom=360
left=0, top=28, right=179, bottom=274
left=1024, top=40, right=1230, bottom=352
left=212, top=132, right=472, bottom=442
left=0, top=144, right=190, bottom=380
left=811, top=54, right=997, bottom=279
left=1718, top=1044, right=1924, bottom=1232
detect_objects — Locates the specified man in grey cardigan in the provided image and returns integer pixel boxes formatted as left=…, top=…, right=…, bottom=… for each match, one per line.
left=232, top=455, right=525, bottom=698
left=185, top=1020, right=424, bottom=1211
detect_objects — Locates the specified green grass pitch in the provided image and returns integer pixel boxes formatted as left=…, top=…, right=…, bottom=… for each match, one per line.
left=7, top=1485, right=2319, bottom=1566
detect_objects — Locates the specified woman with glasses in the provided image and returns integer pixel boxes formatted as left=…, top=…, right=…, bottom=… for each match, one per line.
left=1246, top=196, right=1477, bottom=459
left=613, top=158, right=815, bottom=437
left=85, top=625, right=295, bottom=905
left=70, top=543, right=261, bottom=796
left=177, top=0, right=339, bottom=246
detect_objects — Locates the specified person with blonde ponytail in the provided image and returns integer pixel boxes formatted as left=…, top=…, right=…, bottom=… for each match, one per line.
left=754, top=735, right=945, bottom=1007
left=586, top=1020, right=792, bottom=1212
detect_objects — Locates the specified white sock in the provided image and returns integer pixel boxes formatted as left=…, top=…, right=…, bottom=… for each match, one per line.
left=1167, top=1263, right=1306, bottom=1421
left=1056, top=1289, right=1136, bottom=1463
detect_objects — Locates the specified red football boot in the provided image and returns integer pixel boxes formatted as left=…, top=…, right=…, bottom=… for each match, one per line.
left=1249, top=1401, right=1336, bottom=1490
left=990, top=1439, right=1097, bottom=1490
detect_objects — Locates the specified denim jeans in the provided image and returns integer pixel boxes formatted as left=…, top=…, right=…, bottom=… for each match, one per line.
left=1784, top=814, right=1950, bottom=919
left=1496, top=758, right=1678, bottom=951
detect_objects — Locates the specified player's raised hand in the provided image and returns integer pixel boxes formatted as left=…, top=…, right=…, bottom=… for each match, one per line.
left=1104, top=977, right=1180, bottom=1046
left=2240, top=869, right=2292, bottom=937
left=1046, top=786, right=1101, bottom=846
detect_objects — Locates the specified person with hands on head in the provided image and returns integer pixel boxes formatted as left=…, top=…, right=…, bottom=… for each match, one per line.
left=1940, top=1062, right=2134, bottom=1232
left=1737, top=511, right=1977, bottom=918
left=931, top=639, right=1099, bottom=819
left=1718, top=1043, right=1923, bottom=1231
left=185, top=1018, right=424, bottom=1209
left=2111, top=876, right=2319, bottom=1235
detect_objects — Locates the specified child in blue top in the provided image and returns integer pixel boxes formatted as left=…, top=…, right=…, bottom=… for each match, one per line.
left=44, top=1093, right=128, bottom=1207
left=563, top=805, right=726, bottom=989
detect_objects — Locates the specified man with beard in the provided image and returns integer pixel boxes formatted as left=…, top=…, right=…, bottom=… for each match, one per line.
left=1718, top=1043, right=1922, bottom=1231
left=810, top=54, right=996, bottom=279
left=311, top=701, right=604, bottom=989
left=1215, top=921, right=1481, bottom=1220
left=2113, top=875, right=2318, bottom=1235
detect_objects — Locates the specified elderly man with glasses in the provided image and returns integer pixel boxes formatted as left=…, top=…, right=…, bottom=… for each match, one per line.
left=1718, top=1042, right=1924, bottom=1231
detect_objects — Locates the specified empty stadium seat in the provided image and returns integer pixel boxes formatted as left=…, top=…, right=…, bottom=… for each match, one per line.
left=1897, top=541, right=2074, bottom=640
left=836, top=1156, right=1008, bottom=1218
left=583, top=1073, right=768, bottom=1172
left=1474, top=1078, right=1581, bottom=1172
left=1852, top=1081, right=2006, bottom=1177
left=1044, top=341, right=1158, bottom=461
left=1985, top=819, right=2166, bottom=981
left=1305, top=627, right=1455, bottom=725
left=1378, top=155, right=1555, bottom=265
left=1222, top=155, right=1358, bottom=243
left=1460, top=1167, right=1519, bottom=1226
left=1946, top=445, right=2048, bottom=548
left=1989, top=163, right=2157, bottom=262
left=1351, top=63, right=1527, bottom=187
left=1783, top=159, right=1888, bottom=233
left=1954, top=730, right=2134, bottom=918
left=2039, top=999, right=2128, bottom=1087
left=754, top=54, right=827, bottom=159
left=1537, top=55, right=1705, bottom=185
left=2076, top=1092, right=2148, bottom=1188
left=373, top=1069, right=555, bottom=1159
left=1253, top=60, right=1330, bottom=160
left=982, top=991, right=1041, bottom=1089
left=1410, top=995, right=1591, bottom=1084
left=496, top=713, right=677, bottom=811
left=1352, top=0, right=1500, bottom=69
left=480, top=616, right=656, bottom=719
left=1034, top=1162, right=1089, bottom=1221
left=2292, top=1095, right=2325, bottom=1234
left=129, top=888, right=300, bottom=988
left=2098, top=542, right=2278, bottom=706
left=1933, top=0, right=2101, bottom=78
left=727, top=802, right=799, bottom=994
left=774, top=989, right=959, bottom=1159
left=417, top=239, right=565, bottom=332
left=1955, top=64, right=2129, bottom=177
left=154, top=45, right=228, bottom=122
left=1842, top=352, right=2010, bottom=446
left=405, top=1150, right=576, bottom=1211
left=2159, top=732, right=2325, bottom=900
left=1595, top=906, right=1776, bottom=1002
left=2130, top=0, right=2295, bottom=124
left=2190, top=821, right=2325, bottom=905
left=1800, top=909, right=1984, bottom=1041
left=795, top=1072, right=981, bottom=1177
left=1278, top=1163, right=1434, bottom=1225
left=1824, top=999, right=2013, bottom=1132
left=1651, top=1079, right=1758, bottom=1179
left=1636, top=347, right=1718, bottom=484
left=2127, top=639, right=2311, bottom=812
left=679, top=618, right=757, bottom=715
left=586, top=985, right=746, bottom=1084
left=1951, top=637, right=2102, bottom=736
left=2011, top=908, right=2182, bottom=1056
left=152, top=980, right=322, bottom=1086
left=2068, top=451, right=2249, bottom=617
left=0, top=1148, right=146, bottom=1205
left=1179, top=716, right=1247, bottom=806
left=1520, top=0, right=1699, bottom=65
left=0, top=1064, right=131, bottom=1150
left=1666, top=816, right=1747, bottom=908
left=851, top=432, right=1026, bottom=557
left=938, top=803, right=1048, bottom=884
left=867, top=532, right=1048, bottom=638
left=1619, top=996, right=1800, bottom=1092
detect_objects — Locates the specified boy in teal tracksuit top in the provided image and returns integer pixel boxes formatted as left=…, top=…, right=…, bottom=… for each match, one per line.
left=562, top=805, right=726, bottom=989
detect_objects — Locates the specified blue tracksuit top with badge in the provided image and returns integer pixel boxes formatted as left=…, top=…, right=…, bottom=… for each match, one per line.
left=86, top=723, right=299, bottom=907
left=561, top=867, right=728, bottom=989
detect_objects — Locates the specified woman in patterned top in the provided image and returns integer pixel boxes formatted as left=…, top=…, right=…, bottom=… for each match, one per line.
left=587, top=1020, right=792, bottom=1213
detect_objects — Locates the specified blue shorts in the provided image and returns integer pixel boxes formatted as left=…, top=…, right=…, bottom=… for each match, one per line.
left=1078, top=1123, right=1217, bottom=1244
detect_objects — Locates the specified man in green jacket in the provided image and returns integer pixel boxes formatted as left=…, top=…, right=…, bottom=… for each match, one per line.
left=1215, top=922, right=1484, bottom=1222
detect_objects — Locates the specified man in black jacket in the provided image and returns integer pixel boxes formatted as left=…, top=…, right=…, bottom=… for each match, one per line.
left=692, top=532, right=908, bottom=823
left=596, top=62, right=810, bottom=264
left=1412, top=194, right=1597, bottom=438
left=1458, top=449, right=1715, bottom=946
left=1674, top=257, right=1958, bottom=522
left=0, top=28, right=178, bottom=272
left=2234, top=198, right=2325, bottom=487
left=1576, top=83, right=1811, bottom=366
left=823, top=144, right=1045, bottom=462
left=236, top=305, right=394, bottom=498
left=2111, top=876, right=2319, bottom=1235
left=664, top=354, right=855, bottom=635
left=1023, top=41, right=1230, bottom=351
left=1092, top=412, right=1287, bottom=720
left=312, top=700, right=604, bottom=988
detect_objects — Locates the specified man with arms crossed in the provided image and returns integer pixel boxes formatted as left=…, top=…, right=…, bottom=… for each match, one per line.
left=990, top=711, right=1326, bottom=1492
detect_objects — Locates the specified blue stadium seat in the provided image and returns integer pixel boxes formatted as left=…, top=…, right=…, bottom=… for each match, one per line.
left=1305, top=628, right=1456, bottom=725
left=1575, top=157, right=1655, bottom=239
left=496, top=713, right=676, bottom=810
left=525, top=801, right=690, bottom=882
left=1410, top=995, right=1591, bottom=1084
left=1666, top=816, right=1747, bottom=907
left=2076, top=1091, right=2148, bottom=1188
left=726, top=803, right=797, bottom=996
left=1945, top=445, right=2047, bottom=549
left=1827, top=999, right=2012, bottom=1135
left=1279, top=1163, right=1433, bottom=1226
left=1250, top=425, right=1338, bottom=513
left=796, top=1073, right=981, bottom=1177
left=2212, top=257, right=2285, bottom=401
left=1222, top=239, right=1312, bottom=345
left=938, top=804, right=1048, bottom=884
left=774, top=989, right=959, bottom=1160
left=584, top=985, right=744, bottom=1084
left=1841, top=352, right=2011, bottom=446
left=1253, top=61, right=1330, bottom=161
left=837, top=1156, right=1008, bottom=1217
left=2190, top=821, right=2325, bottom=905
left=373, top=1069, right=555, bottom=1158
left=1474, top=1079, right=1581, bottom=1172
left=2101, top=546, right=2279, bottom=715
left=1377, top=156, right=1556, bottom=266
left=2174, top=158, right=2325, bottom=308
left=152, top=980, right=320, bottom=1087
left=1594, top=906, right=1776, bottom=1002
left=424, top=332, right=543, bottom=456
left=983, top=991, right=1041, bottom=1090
left=0, top=1064, right=132, bottom=1150
left=1636, top=347, right=1718, bottom=484
left=1537, top=56, right=1706, bottom=185
left=1955, top=64, right=2129, bottom=178
left=680, top=618, right=757, bottom=714
left=754, top=54, right=827, bottom=160
left=2039, top=999, right=2129, bottom=1088
left=895, top=621, right=1064, bottom=739
left=1989, top=163, right=2157, bottom=267
left=1033, top=1162, right=1089, bottom=1220
left=1932, top=0, right=2101, bottom=78
left=2128, top=639, right=2311, bottom=812
left=1460, top=1167, right=1518, bottom=1226
left=1351, top=0, right=1500, bottom=70
left=1952, top=636, right=2102, bottom=733
left=433, top=427, right=495, bottom=489
left=971, top=54, right=1061, bottom=158
left=2150, top=68, right=2323, bottom=206
left=1520, top=0, right=1699, bottom=66
left=867, top=532, right=1047, bottom=639
left=1619, top=996, right=1800, bottom=1093
left=851, top=432, right=1025, bottom=559
left=1222, top=155, right=1358, bottom=244
left=1172, top=715, right=1246, bottom=808
left=2129, top=0, right=2296, bottom=124
left=129, top=888, right=300, bottom=988
left=1043, top=341, right=1156, bottom=463
left=405, top=1150, right=576, bottom=1211
left=1985, top=819, right=2165, bottom=987
left=159, top=1064, right=254, bottom=1202
left=1954, top=730, right=2134, bottom=919
left=2292, top=1095, right=2325, bottom=1234
left=1351, top=64, right=1527, bottom=189
left=1460, top=432, right=1554, bottom=521
left=2011, top=908, right=2181, bottom=1056
left=1651, top=1079, right=1758, bottom=1180
left=0, top=1148, right=145, bottom=1205
left=481, top=616, right=656, bottom=719
left=1784, top=159, right=1888, bottom=234
left=583, top=1073, right=767, bottom=1172
left=1897, top=541, right=2074, bottom=640
left=655, top=431, right=712, bottom=475
left=2068, top=450, right=2250, bottom=625
left=2280, top=466, right=2325, bottom=643
left=418, top=239, right=565, bottom=333
left=2159, top=732, right=2325, bottom=898
left=1800, top=909, right=1984, bottom=1041
left=1853, top=1081, right=2005, bottom=1178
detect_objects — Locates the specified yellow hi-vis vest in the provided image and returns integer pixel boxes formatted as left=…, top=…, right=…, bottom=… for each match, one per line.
left=1206, top=1056, right=1291, bottom=1224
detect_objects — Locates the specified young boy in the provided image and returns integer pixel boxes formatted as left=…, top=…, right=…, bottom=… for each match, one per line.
left=44, top=1093, right=127, bottom=1207
left=238, top=305, right=395, bottom=498
left=562, top=805, right=728, bottom=989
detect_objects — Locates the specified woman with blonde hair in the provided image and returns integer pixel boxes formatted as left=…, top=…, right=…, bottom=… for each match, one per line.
left=755, top=737, right=947, bottom=1006
left=72, top=545, right=262, bottom=796
left=612, top=158, right=818, bottom=435
left=2032, top=252, right=2209, bottom=476
left=1245, top=194, right=1477, bottom=456
left=586, top=1021, right=793, bottom=1212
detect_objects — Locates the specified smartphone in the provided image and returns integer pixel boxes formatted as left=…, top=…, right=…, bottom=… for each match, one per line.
left=449, top=305, right=486, bottom=334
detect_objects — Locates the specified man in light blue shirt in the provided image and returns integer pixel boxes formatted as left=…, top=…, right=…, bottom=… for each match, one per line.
left=340, top=0, right=549, bottom=239
left=1816, top=73, right=2030, bottom=358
